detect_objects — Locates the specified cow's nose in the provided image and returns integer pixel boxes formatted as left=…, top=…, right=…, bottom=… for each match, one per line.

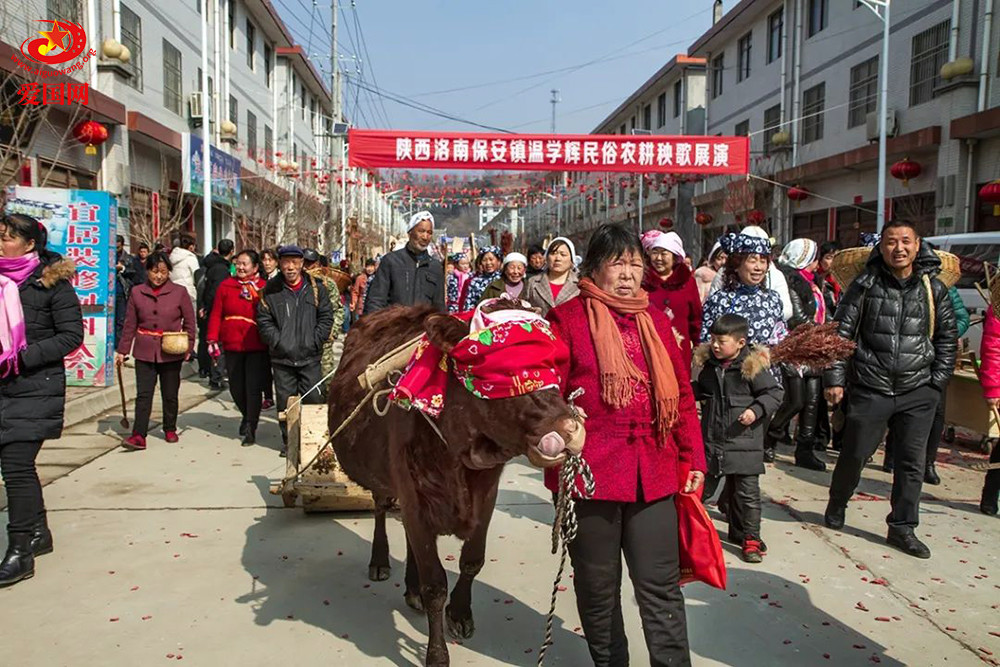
left=538, top=431, right=566, bottom=457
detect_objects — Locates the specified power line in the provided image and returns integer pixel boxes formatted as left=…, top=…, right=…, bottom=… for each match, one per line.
left=350, top=1, right=391, bottom=128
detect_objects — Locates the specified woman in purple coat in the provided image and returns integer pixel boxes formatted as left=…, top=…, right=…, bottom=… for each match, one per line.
left=116, top=250, right=196, bottom=450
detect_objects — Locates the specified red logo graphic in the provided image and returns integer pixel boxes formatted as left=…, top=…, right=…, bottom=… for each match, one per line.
left=20, top=20, right=87, bottom=65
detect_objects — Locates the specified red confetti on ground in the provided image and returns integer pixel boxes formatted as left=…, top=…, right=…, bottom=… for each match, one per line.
left=340, top=634, right=349, bottom=639
left=760, top=594, right=769, bottom=599
left=573, top=627, right=581, bottom=633
left=444, top=555, right=455, bottom=561
left=869, top=578, right=889, bottom=586
left=855, top=602, right=869, bottom=612
left=557, top=585, right=567, bottom=592
left=130, top=586, right=139, bottom=591
left=856, top=565, right=868, bottom=571
left=875, top=617, right=890, bottom=622
left=524, top=648, right=533, bottom=654
left=989, top=631, right=1000, bottom=638
left=323, top=600, right=330, bottom=606
left=337, top=551, right=343, bottom=556
left=822, top=621, right=831, bottom=626
left=166, top=655, right=175, bottom=659
left=783, top=640, right=792, bottom=645
left=823, top=654, right=831, bottom=660
left=109, top=617, right=119, bottom=622
left=870, top=656, right=881, bottom=663
left=108, top=571, right=115, bottom=574
left=173, top=554, right=180, bottom=558
left=980, top=648, right=994, bottom=656
left=504, top=599, right=514, bottom=605
left=180, top=533, right=198, bottom=538
left=946, top=626, right=957, bottom=631
left=363, top=584, right=371, bottom=589
left=853, top=644, right=866, bottom=649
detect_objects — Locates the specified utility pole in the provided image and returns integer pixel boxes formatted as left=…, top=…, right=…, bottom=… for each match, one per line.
left=200, top=0, right=213, bottom=252
left=328, top=0, right=342, bottom=256
left=550, top=89, right=560, bottom=134
left=861, top=0, right=891, bottom=232
left=551, top=90, right=565, bottom=236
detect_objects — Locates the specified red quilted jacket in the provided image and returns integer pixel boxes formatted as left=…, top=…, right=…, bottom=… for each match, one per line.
left=642, top=263, right=702, bottom=368
left=982, top=310, right=1000, bottom=400
left=545, top=297, right=706, bottom=503
left=206, top=276, right=267, bottom=352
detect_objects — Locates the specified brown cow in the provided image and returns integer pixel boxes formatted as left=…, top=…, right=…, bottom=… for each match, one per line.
left=329, top=304, right=580, bottom=666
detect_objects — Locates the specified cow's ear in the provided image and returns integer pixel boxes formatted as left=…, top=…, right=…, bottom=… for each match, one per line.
left=424, top=314, right=469, bottom=354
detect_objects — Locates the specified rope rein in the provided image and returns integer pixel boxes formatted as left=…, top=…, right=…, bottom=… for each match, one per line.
left=537, top=388, right=595, bottom=667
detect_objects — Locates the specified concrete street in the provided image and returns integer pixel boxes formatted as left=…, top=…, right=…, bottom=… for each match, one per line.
left=1, top=378, right=998, bottom=666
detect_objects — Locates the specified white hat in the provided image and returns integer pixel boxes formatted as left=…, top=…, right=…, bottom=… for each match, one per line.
left=407, top=210, right=434, bottom=233
left=650, top=231, right=686, bottom=259
left=502, top=252, right=527, bottom=267
left=779, top=238, right=818, bottom=270
left=547, top=236, right=577, bottom=264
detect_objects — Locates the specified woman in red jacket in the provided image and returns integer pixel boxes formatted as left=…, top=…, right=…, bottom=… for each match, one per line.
left=546, top=223, right=706, bottom=666
left=641, top=230, right=702, bottom=368
left=116, top=251, right=196, bottom=450
left=207, top=250, right=268, bottom=445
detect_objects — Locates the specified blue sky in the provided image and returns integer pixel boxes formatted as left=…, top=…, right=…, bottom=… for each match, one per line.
left=273, top=0, right=716, bottom=134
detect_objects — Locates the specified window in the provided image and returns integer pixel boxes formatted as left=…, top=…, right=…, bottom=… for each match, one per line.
left=712, top=53, right=724, bottom=98
left=763, top=104, right=782, bottom=154
left=246, top=110, right=257, bottom=158
left=737, top=32, right=752, bottom=82
left=768, top=9, right=783, bottom=63
left=293, top=143, right=298, bottom=163
left=619, top=123, right=626, bottom=135
left=910, top=21, right=950, bottom=106
left=246, top=19, right=256, bottom=70
left=848, top=56, right=878, bottom=128
left=808, top=0, right=828, bottom=37
left=228, top=0, right=236, bottom=48
left=229, top=95, right=238, bottom=126
left=629, top=116, right=635, bottom=132
left=642, top=104, right=651, bottom=130
left=47, top=0, right=80, bottom=23
left=673, top=80, right=682, bottom=117
left=734, top=119, right=750, bottom=137
left=162, top=39, right=182, bottom=114
left=120, top=4, right=142, bottom=91
left=802, top=82, right=825, bottom=144
left=264, top=125, right=273, bottom=162
left=310, top=98, right=317, bottom=130
left=264, top=44, right=273, bottom=88
left=656, top=92, right=666, bottom=127
left=301, top=85, right=307, bottom=119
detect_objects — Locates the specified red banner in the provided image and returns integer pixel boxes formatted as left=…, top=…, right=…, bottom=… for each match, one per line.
left=348, top=129, right=750, bottom=175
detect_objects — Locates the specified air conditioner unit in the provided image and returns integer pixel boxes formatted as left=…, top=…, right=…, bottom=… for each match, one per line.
left=866, top=108, right=899, bottom=142
left=189, top=92, right=203, bottom=123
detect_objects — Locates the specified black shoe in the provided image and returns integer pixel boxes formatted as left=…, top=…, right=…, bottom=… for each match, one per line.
left=29, top=519, right=53, bottom=557
left=924, top=464, right=941, bottom=485
left=209, top=381, right=223, bottom=390
left=795, top=449, right=827, bottom=471
left=824, top=502, right=846, bottom=530
left=239, top=420, right=249, bottom=437
left=882, top=457, right=894, bottom=473
left=729, top=531, right=768, bottom=553
left=0, top=532, right=35, bottom=587
left=241, top=431, right=255, bottom=447
left=887, top=529, right=931, bottom=559
left=981, top=498, right=999, bottom=516
left=199, top=369, right=211, bottom=379
left=279, top=446, right=287, bottom=458
left=763, top=447, right=776, bottom=463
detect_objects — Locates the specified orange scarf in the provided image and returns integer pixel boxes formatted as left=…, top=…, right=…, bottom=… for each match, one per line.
left=578, top=278, right=680, bottom=442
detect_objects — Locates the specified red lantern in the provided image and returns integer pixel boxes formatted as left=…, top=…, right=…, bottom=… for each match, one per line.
left=980, top=180, right=1000, bottom=217
left=787, top=185, right=810, bottom=206
left=747, top=209, right=766, bottom=225
left=73, top=120, right=109, bottom=155
left=659, top=217, right=673, bottom=229
left=695, top=212, right=713, bottom=226
left=890, top=157, right=921, bottom=187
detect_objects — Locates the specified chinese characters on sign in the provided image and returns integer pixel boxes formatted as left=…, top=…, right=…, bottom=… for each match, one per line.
left=17, top=81, right=90, bottom=106
left=348, top=129, right=750, bottom=175
left=4, top=187, right=117, bottom=387
left=183, top=133, right=242, bottom=207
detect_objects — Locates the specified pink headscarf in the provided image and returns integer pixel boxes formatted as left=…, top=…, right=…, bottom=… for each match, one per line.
left=0, top=252, right=41, bottom=378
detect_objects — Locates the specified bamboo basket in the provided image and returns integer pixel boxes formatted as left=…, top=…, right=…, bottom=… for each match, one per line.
left=830, top=247, right=961, bottom=290
left=161, top=332, right=189, bottom=356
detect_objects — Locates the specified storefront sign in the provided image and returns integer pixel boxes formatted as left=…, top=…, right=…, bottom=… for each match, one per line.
left=182, top=133, right=241, bottom=207
left=4, top=187, right=117, bottom=387
left=348, top=129, right=750, bottom=175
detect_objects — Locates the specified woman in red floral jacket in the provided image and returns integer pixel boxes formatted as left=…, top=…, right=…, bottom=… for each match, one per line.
left=546, top=223, right=706, bottom=666
left=207, top=249, right=268, bottom=445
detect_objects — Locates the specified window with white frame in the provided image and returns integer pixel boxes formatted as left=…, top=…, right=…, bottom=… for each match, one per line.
left=734, top=119, right=750, bottom=137
left=657, top=92, right=666, bottom=127
left=264, top=44, right=273, bottom=88
left=738, top=32, right=752, bottom=82
left=848, top=56, right=878, bottom=128
left=120, top=4, right=143, bottom=91
left=162, top=40, right=182, bottom=115
left=712, top=53, right=724, bottom=98
left=247, top=110, right=257, bottom=158
left=642, top=104, right=651, bottom=130
left=673, top=80, right=682, bottom=117
left=47, top=0, right=79, bottom=24
left=808, top=0, right=828, bottom=37
left=246, top=19, right=256, bottom=70
left=768, top=8, right=783, bottom=63
left=909, top=20, right=949, bottom=106
left=802, top=82, right=825, bottom=144
left=763, top=104, right=782, bottom=155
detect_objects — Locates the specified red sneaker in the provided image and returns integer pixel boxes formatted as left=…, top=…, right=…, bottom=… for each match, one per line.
left=122, top=434, right=147, bottom=451
left=742, top=539, right=763, bottom=564
left=164, top=431, right=179, bottom=443
left=261, top=399, right=275, bottom=410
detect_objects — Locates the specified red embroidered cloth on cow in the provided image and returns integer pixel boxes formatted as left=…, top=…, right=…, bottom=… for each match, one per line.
left=390, top=303, right=568, bottom=418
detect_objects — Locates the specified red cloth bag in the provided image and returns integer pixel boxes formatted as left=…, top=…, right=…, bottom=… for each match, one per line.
left=675, top=465, right=727, bottom=590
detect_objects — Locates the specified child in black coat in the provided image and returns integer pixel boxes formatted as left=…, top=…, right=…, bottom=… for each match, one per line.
left=693, top=314, right=784, bottom=563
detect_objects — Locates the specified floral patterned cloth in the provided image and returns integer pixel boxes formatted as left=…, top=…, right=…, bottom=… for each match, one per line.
left=390, top=307, right=568, bottom=418
left=700, top=284, right=787, bottom=347
left=462, top=270, right=501, bottom=311
left=447, top=270, right=471, bottom=314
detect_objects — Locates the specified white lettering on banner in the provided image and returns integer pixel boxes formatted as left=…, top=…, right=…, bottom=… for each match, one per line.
left=414, top=138, right=431, bottom=161
left=396, top=137, right=413, bottom=161
left=601, top=141, right=618, bottom=166
left=545, top=140, right=562, bottom=163
left=620, top=142, right=637, bottom=165
left=564, top=141, right=581, bottom=164
left=638, top=142, right=655, bottom=166
left=453, top=139, right=470, bottom=162
left=472, top=139, right=489, bottom=162
left=510, top=139, right=527, bottom=163
left=694, top=143, right=711, bottom=167
left=583, top=141, right=599, bottom=165
left=490, top=139, right=508, bottom=162
left=656, top=142, right=674, bottom=166
left=713, top=143, right=730, bottom=167
left=528, top=140, right=545, bottom=163
left=676, top=142, right=693, bottom=166
left=434, top=138, right=451, bottom=162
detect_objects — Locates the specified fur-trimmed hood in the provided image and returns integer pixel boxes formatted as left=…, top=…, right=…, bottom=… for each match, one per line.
left=693, top=342, right=772, bottom=380
left=38, top=257, right=76, bottom=288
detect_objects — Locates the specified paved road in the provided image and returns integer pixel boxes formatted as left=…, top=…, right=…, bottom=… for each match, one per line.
left=1, top=384, right=997, bottom=666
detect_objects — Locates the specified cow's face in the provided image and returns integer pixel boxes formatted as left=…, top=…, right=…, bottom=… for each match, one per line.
left=424, top=314, right=584, bottom=471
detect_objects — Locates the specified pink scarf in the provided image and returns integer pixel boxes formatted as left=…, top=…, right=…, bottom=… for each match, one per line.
left=0, top=252, right=41, bottom=378
left=799, top=268, right=826, bottom=324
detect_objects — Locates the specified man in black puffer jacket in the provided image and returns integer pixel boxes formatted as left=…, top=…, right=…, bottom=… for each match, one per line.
left=823, top=220, right=957, bottom=559
left=363, top=211, right=444, bottom=315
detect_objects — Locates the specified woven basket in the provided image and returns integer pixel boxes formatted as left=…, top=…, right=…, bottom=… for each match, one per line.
left=986, top=263, right=1000, bottom=319
left=161, top=332, right=188, bottom=356
left=830, top=247, right=962, bottom=289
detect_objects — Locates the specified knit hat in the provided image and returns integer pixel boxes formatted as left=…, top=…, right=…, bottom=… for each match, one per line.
left=407, top=211, right=434, bottom=232
left=720, top=232, right=771, bottom=256
left=640, top=230, right=663, bottom=253
left=779, top=239, right=818, bottom=270
left=650, top=231, right=686, bottom=259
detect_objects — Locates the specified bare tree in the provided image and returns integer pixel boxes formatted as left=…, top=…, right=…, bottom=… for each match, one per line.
left=239, top=175, right=290, bottom=250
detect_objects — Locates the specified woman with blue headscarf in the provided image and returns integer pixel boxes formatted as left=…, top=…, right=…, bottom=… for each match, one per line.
left=460, top=246, right=503, bottom=311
